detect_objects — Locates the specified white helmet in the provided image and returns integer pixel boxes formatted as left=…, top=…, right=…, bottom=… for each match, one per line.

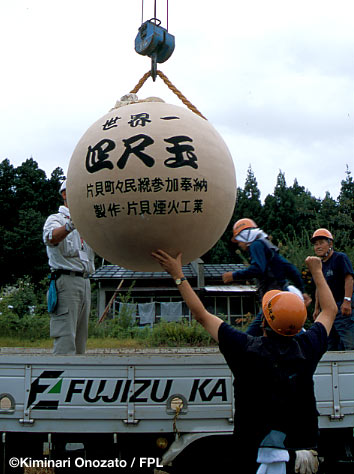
left=59, top=180, right=67, bottom=194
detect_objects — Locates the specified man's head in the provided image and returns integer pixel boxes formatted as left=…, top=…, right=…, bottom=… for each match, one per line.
left=59, top=179, right=68, bottom=207
left=262, top=290, right=307, bottom=337
left=231, top=218, right=258, bottom=250
left=59, top=180, right=66, bottom=194
left=59, top=180, right=67, bottom=203
left=310, top=228, right=333, bottom=260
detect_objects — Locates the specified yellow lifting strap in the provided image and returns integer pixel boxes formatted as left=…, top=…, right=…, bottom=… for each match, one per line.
left=130, top=70, right=207, bottom=121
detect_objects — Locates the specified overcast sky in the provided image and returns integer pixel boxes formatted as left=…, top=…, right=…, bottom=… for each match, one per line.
left=1, top=0, right=353, bottom=202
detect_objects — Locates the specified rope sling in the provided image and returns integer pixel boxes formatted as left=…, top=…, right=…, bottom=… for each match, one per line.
left=130, top=70, right=207, bottom=121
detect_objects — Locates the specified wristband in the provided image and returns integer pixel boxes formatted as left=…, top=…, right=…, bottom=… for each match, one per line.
left=344, top=297, right=351, bottom=302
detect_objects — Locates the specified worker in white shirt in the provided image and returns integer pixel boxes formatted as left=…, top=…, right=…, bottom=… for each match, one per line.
left=43, top=180, right=95, bottom=355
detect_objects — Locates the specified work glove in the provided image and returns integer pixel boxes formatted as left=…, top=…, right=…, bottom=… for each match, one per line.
left=65, top=218, right=75, bottom=233
left=295, top=450, right=319, bottom=474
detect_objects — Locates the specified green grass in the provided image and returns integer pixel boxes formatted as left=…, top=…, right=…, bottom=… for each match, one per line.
left=0, top=318, right=219, bottom=349
left=0, top=336, right=217, bottom=350
left=0, top=337, right=52, bottom=348
left=87, top=337, right=150, bottom=349
left=0, top=337, right=151, bottom=349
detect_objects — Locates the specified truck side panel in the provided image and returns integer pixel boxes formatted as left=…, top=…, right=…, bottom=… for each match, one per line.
left=0, top=351, right=353, bottom=433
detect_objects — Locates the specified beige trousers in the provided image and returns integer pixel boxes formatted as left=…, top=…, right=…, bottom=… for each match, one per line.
left=49, top=274, right=91, bottom=355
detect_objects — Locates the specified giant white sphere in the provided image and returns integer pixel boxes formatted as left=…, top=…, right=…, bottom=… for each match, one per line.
left=67, top=99, right=236, bottom=271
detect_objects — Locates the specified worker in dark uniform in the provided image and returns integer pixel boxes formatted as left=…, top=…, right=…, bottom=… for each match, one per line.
left=222, top=218, right=311, bottom=336
left=152, top=249, right=337, bottom=473
left=311, top=228, right=354, bottom=350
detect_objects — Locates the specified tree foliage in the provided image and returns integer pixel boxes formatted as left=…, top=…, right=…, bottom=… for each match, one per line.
left=0, top=158, right=64, bottom=287
left=202, top=164, right=354, bottom=267
left=0, top=157, right=353, bottom=289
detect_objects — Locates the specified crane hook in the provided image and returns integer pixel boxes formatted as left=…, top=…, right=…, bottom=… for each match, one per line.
left=135, top=18, right=175, bottom=81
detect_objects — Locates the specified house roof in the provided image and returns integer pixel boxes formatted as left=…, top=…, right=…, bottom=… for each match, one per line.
left=91, top=263, right=195, bottom=280
left=203, top=264, right=247, bottom=278
left=91, top=263, right=247, bottom=280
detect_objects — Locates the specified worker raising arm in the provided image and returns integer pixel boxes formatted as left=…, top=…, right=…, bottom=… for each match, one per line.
left=152, top=249, right=337, bottom=474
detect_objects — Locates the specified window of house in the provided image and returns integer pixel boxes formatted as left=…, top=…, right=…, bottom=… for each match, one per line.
left=132, top=297, right=153, bottom=303
left=243, top=295, right=256, bottom=315
left=215, top=297, right=227, bottom=318
left=203, top=297, right=215, bottom=314
left=230, top=297, right=242, bottom=316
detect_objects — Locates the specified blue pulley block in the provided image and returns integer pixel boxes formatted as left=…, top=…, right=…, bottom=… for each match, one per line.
left=135, top=19, right=175, bottom=64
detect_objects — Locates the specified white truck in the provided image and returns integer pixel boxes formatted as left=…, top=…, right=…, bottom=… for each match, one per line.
left=0, top=347, right=353, bottom=473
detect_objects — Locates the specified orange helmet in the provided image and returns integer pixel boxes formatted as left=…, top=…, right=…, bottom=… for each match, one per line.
left=310, top=228, right=333, bottom=243
left=262, top=290, right=307, bottom=336
left=231, top=218, right=257, bottom=242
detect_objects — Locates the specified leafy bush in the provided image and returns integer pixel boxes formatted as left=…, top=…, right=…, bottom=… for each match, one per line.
left=0, top=276, right=38, bottom=318
left=88, top=316, right=214, bottom=347
left=0, top=276, right=50, bottom=339
left=106, top=317, right=136, bottom=339
left=88, top=310, right=111, bottom=338
left=0, top=310, right=50, bottom=340
left=16, top=313, right=50, bottom=340
left=0, top=311, right=21, bottom=337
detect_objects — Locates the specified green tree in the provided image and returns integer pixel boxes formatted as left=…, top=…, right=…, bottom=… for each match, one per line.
left=0, top=160, right=16, bottom=280
left=0, top=158, right=65, bottom=286
left=288, top=179, right=320, bottom=238
left=202, top=166, right=262, bottom=263
left=311, top=167, right=354, bottom=252
left=316, top=192, right=338, bottom=229
left=202, top=239, right=230, bottom=264
left=0, top=159, right=16, bottom=225
left=45, top=166, right=66, bottom=215
left=235, top=165, right=263, bottom=224
left=336, top=165, right=354, bottom=246
left=261, top=171, right=296, bottom=242
left=5, top=209, right=48, bottom=284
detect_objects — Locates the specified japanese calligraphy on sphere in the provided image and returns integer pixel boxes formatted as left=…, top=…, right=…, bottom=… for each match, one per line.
left=67, top=101, right=237, bottom=271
